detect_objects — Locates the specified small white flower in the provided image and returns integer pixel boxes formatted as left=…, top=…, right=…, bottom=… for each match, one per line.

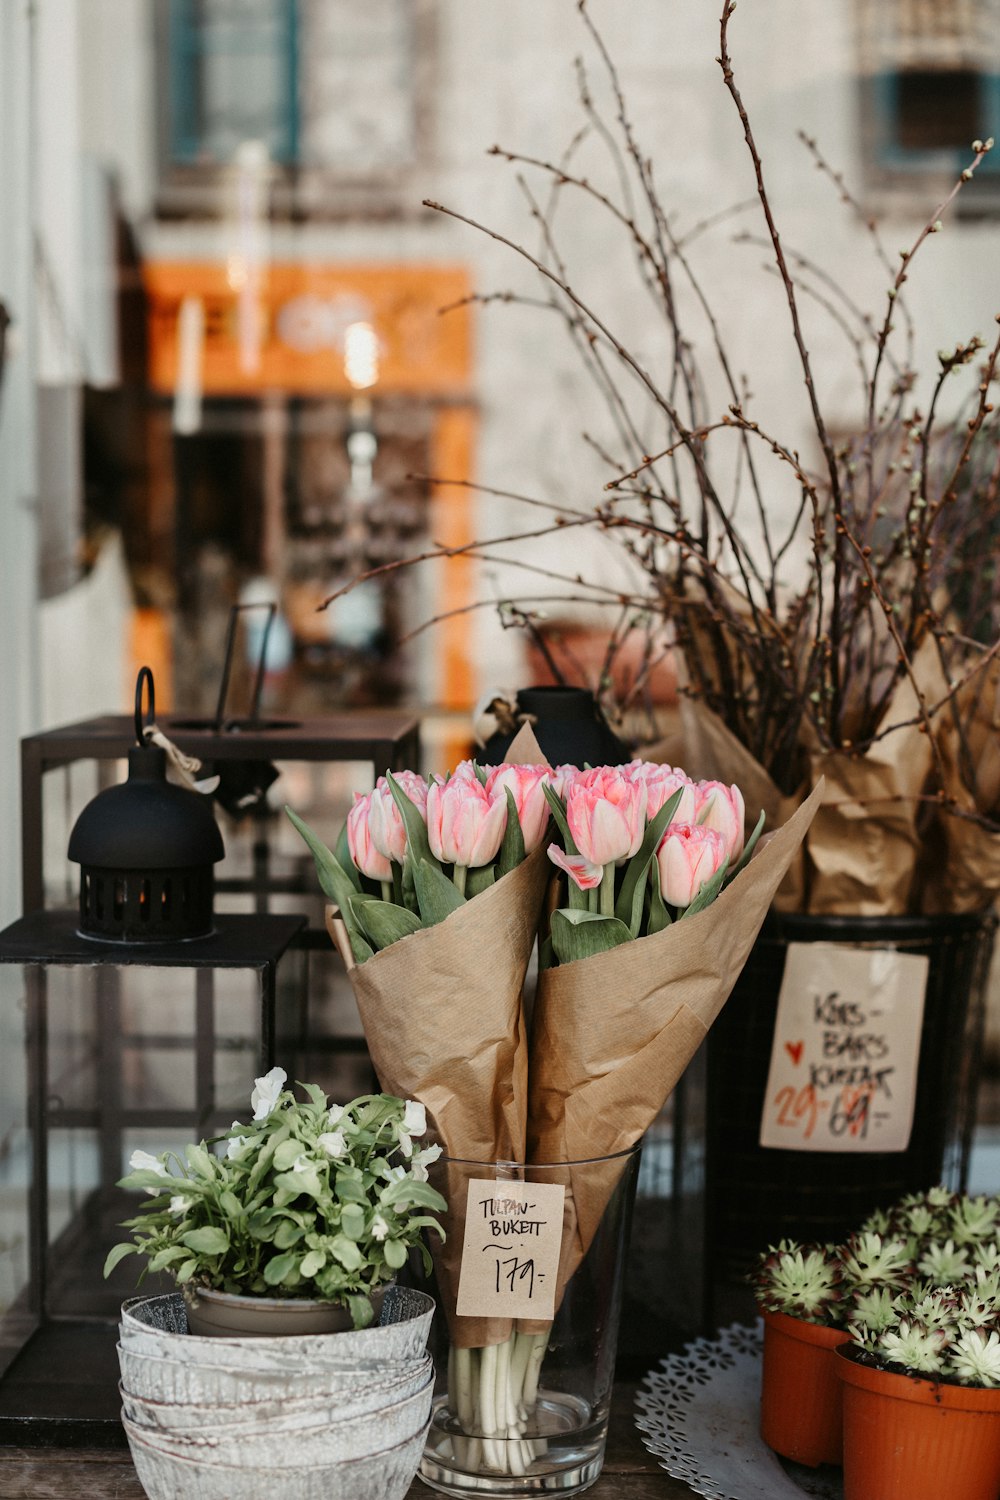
left=370, top=1214, right=390, bottom=1242
left=327, top=1104, right=346, bottom=1128
left=398, top=1099, right=427, bottom=1157
left=250, top=1066, right=287, bottom=1121
left=410, top=1143, right=443, bottom=1182
left=385, top=1165, right=407, bottom=1183
left=226, top=1134, right=248, bottom=1161
left=318, top=1130, right=348, bottom=1159
left=168, top=1195, right=187, bottom=1218
left=129, top=1149, right=169, bottom=1176
left=290, top=1154, right=311, bottom=1173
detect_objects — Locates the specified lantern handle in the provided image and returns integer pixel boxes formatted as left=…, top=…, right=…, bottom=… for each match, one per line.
left=134, top=666, right=156, bottom=746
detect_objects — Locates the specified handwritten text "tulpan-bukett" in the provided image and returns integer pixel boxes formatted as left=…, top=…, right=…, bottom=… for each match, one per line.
left=479, top=1198, right=547, bottom=1237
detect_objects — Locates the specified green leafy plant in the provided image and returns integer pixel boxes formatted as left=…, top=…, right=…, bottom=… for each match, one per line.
left=849, top=1283, right=1000, bottom=1387
left=103, top=1073, right=447, bottom=1329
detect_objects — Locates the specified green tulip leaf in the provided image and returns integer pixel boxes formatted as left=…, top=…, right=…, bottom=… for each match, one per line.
left=467, top=863, right=496, bottom=896
left=724, top=810, right=766, bottom=883
left=615, top=787, right=683, bottom=936
left=413, top=858, right=466, bottom=926
left=350, top=894, right=423, bottom=951
left=496, top=787, right=526, bottom=877
left=550, top=908, right=634, bottom=965
left=284, top=807, right=373, bottom=963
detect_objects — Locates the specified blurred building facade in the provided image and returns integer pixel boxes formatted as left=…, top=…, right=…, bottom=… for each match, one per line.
left=1, top=0, right=998, bottom=926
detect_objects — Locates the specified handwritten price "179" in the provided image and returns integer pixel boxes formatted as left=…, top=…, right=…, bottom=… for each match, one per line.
left=770, top=1082, right=875, bottom=1140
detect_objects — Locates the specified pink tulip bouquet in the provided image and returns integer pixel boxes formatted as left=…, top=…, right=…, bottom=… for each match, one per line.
left=288, top=733, right=820, bottom=1479
left=287, top=761, right=554, bottom=965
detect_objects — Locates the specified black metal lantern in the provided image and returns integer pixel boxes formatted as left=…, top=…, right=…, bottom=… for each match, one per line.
left=68, top=668, right=225, bottom=942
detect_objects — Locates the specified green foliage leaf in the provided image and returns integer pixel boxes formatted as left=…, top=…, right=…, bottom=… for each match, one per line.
left=725, top=810, right=766, bottom=883
left=272, top=1139, right=306, bottom=1173
left=345, top=1292, right=375, bottom=1330
left=542, top=782, right=574, bottom=849
left=218, top=1190, right=244, bottom=1221
left=181, top=1226, right=230, bottom=1256
left=413, top=858, right=466, bottom=926
left=386, top=772, right=434, bottom=865
left=284, top=807, right=372, bottom=963
left=185, top=1143, right=217, bottom=1180
left=340, top=1203, right=366, bottom=1240
left=330, top=1234, right=363, bottom=1272
left=263, top=1251, right=300, bottom=1287
left=103, top=1242, right=137, bottom=1279
left=335, top=1173, right=370, bottom=1206
left=299, top=1249, right=326, bottom=1278
left=550, top=908, right=634, bottom=965
left=615, top=788, right=683, bottom=936
left=148, top=1245, right=192, bottom=1273
left=116, top=1169, right=173, bottom=1194
left=383, top=1238, right=408, bottom=1269
left=380, top=1177, right=448, bottom=1213
left=272, top=1217, right=305, bottom=1249
left=496, top=788, right=526, bottom=877
left=647, top=873, right=672, bottom=935
left=334, top=820, right=363, bottom=893
left=466, top=864, right=496, bottom=897
left=351, top=895, right=423, bottom=950
left=175, top=1258, right=199, bottom=1283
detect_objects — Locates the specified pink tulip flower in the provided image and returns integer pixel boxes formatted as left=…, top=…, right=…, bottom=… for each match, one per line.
left=566, top=767, right=647, bottom=867
left=426, top=774, right=508, bottom=869
left=695, top=780, right=746, bottom=862
left=347, top=792, right=393, bottom=881
left=641, top=766, right=697, bottom=824
left=656, top=823, right=727, bottom=908
left=546, top=843, right=604, bottom=890
left=486, top=764, right=553, bottom=853
left=368, top=771, right=428, bottom=864
left=550, top=764, right=580, bottom=799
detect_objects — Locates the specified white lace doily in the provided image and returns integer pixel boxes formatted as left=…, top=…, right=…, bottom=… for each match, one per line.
left=635, top=1322, right=840, bottom=1500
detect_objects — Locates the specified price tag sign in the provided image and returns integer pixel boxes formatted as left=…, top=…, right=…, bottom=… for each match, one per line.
left=758, top=942, right=929, bottom=1154
left=455, top=1178, right=566, bottom=1321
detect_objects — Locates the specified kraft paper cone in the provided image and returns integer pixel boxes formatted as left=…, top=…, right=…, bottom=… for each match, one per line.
left=328, top=719, right=551, bottom=1348
left=675, top=697, right=806, bottom=910
left=519, top=780, right=823, bottom=1329
left=922, top=662, right=1000, bottom=914
left=807, top=644, right=946, bottom=915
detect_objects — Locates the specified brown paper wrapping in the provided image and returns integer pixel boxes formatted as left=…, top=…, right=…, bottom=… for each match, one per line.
left=519, top=781, right=823, bottom=1329
left=922, top=661, right=1000, bottom=914
left=329, top=721, right=550, bottom=1348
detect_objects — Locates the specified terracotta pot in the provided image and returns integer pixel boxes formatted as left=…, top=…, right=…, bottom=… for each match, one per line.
left=184, top=1283, right=389, bottom=1338
left=760, top=1308, right=850, bottom=1466
left=836, top=1345, right=1000, bottom=1500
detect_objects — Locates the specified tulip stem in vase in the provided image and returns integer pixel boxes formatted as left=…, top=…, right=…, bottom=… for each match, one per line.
left=453, top=864, right=468, bottom=897
left=600, top=863, right=615, bottom=917
left=446, top=1331, right=552, bottom=1474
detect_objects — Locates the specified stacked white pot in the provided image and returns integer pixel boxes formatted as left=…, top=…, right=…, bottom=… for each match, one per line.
left=117, top=1288, right=435, bottom=1500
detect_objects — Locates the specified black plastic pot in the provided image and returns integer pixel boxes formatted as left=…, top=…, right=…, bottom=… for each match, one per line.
left=705, top=909, right=997, bottom=1280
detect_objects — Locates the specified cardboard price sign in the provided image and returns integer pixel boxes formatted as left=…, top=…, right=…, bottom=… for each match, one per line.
left=455, top=1179, right=566, bottom=1321
left=759, top=942, right=929, bottom=1154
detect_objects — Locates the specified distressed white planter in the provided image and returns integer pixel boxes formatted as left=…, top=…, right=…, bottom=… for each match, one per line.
left=117, top=1287, right=434, bottom=1500
left=119, top=1353, right=432, bottom=1434
left=122, top=1375, right=433, bottom=1467
left=127, top=1420, right=429, bottom=1500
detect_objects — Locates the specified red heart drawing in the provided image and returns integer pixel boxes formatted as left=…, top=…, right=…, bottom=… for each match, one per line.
left=784, top=1040, right=804, bottom=1066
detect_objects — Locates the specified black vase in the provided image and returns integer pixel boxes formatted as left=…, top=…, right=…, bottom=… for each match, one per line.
left=482, top=686, right=629, bottom=768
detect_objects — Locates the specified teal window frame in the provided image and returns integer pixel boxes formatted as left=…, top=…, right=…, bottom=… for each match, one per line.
left=167, top=0, right=300, bottom=167
left=873, top=67, right=1000, bottom=175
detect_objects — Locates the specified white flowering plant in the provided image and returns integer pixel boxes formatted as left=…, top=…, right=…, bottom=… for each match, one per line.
left=103, top=1070, right=447, bottom=1329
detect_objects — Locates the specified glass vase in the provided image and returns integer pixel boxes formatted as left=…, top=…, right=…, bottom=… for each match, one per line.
left=419, top=1146, right=641, bottom=1497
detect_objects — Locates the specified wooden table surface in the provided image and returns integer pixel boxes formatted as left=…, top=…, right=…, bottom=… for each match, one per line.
left=0, top=1385, right=696, bottom=1499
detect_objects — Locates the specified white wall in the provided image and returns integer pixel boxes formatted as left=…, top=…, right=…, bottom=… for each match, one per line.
left=0, top=1, right=41, bottom=928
